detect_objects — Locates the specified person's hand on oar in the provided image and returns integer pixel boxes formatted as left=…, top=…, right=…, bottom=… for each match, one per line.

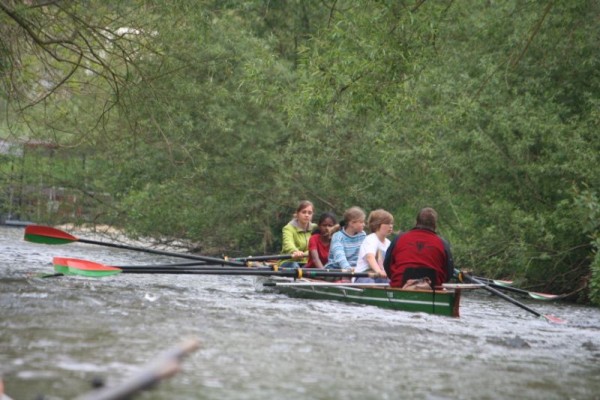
left=291, top=250, right=308, bottom=259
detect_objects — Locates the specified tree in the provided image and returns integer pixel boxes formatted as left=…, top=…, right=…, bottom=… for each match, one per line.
left=1, top=1, right=157, bottom=138
left=2, top=0, right=599, bottom=303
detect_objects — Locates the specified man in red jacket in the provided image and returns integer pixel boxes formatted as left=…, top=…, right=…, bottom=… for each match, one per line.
left=384, top=207, right=454, bottom=288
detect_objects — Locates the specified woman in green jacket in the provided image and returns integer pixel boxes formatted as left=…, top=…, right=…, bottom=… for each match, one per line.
left=281, top=200, right=317, bottom=268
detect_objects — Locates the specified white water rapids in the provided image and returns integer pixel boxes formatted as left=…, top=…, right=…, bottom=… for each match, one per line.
left=1, top=226, right=599, bottom=399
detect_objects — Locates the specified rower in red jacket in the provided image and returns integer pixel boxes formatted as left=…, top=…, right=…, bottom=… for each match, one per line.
left=384, top=207, right=454, bottom=288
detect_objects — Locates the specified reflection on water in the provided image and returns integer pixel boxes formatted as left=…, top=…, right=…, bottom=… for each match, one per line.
left=1, top=226, right=600, bottom=399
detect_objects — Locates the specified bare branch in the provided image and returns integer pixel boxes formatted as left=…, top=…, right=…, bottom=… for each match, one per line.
left=510, top=1, right=555, bottom=68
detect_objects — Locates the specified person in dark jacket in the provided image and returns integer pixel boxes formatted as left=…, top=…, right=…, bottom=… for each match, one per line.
left=384, top=207, right=454, bottom=288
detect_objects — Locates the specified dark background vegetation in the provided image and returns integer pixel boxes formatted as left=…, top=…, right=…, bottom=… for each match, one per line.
left=1, top=1, right=598, bottom=304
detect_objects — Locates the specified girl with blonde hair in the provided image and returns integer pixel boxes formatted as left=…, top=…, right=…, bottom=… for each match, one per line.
left=354, top=209, right=394, bottom=283
left=325, top=206, right=367, bottom=270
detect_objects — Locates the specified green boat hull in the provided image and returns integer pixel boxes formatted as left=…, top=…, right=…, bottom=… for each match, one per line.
left=268, top=279, right=461, bottom=317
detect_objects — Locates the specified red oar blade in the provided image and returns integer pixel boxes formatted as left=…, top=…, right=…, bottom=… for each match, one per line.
left=25, top=225, right=78, bottom=245
left=67, top=258, right=122, bottom=277
left=544, top=314, right=566, bottom=324
left=52, top=257, right=122, bottom=277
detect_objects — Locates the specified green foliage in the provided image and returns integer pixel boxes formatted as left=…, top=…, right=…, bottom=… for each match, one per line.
left=572, top=188, right=600, bottom=304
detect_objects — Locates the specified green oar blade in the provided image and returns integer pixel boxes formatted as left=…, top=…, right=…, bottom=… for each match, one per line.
left=25, top=225, right=78, bottom=245
left=25, top=234, right=74, bottom=245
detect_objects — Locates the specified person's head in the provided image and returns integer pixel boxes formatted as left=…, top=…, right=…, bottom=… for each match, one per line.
left=342, top=206, right=366, bottom=235
left=316, top=212, right=337, bottom=235
left=415, top=207, right=438, bottom=231
left=294, top=200, right=314, bottom=227
left=367, top=209, right=394, bottom=235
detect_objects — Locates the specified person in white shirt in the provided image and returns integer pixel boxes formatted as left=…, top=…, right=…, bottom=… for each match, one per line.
left=354, top=209, right=394, bottom=284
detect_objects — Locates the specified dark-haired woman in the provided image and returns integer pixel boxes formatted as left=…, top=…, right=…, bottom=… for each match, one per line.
left=305, top=212, right=337, bottom=268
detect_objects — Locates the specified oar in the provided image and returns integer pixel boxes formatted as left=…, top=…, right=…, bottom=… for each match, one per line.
left=460, top=271, right=565, bottom=323
left=112, top=254, right=292, bottom=269
left=455, top=273, right=514, bottom=286
left=54, top=258, right=231, bottom=277
left=264, top=281, right=390, bottom=288
left=470, top=277, right=514, bottom=286
left=53, top=257, right=277, bottom=274
left=25, top=225, right=245, bottom=267
left=57, top=258, right=123, bottom=277
left=114, top=261, right=207, bottom=268
left=454, top=269, right=558, bottom=300
left=59, top=258, right=376, bottom=279
left=487, top=281, right=561, bottom=301
left=115, top=266, right=273, bottom=271
left=115, top=268, right=375, bottom=278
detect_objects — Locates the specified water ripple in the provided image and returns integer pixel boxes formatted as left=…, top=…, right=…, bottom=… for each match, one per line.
left=1, top=226, right=600, bottom=400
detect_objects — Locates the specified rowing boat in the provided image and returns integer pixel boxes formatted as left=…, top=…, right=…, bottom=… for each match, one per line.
left=263, top=278, right=465, bottom=317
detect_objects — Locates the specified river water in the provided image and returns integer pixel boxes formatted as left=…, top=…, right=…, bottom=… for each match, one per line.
left=1, top=226, right=599, bottom=400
